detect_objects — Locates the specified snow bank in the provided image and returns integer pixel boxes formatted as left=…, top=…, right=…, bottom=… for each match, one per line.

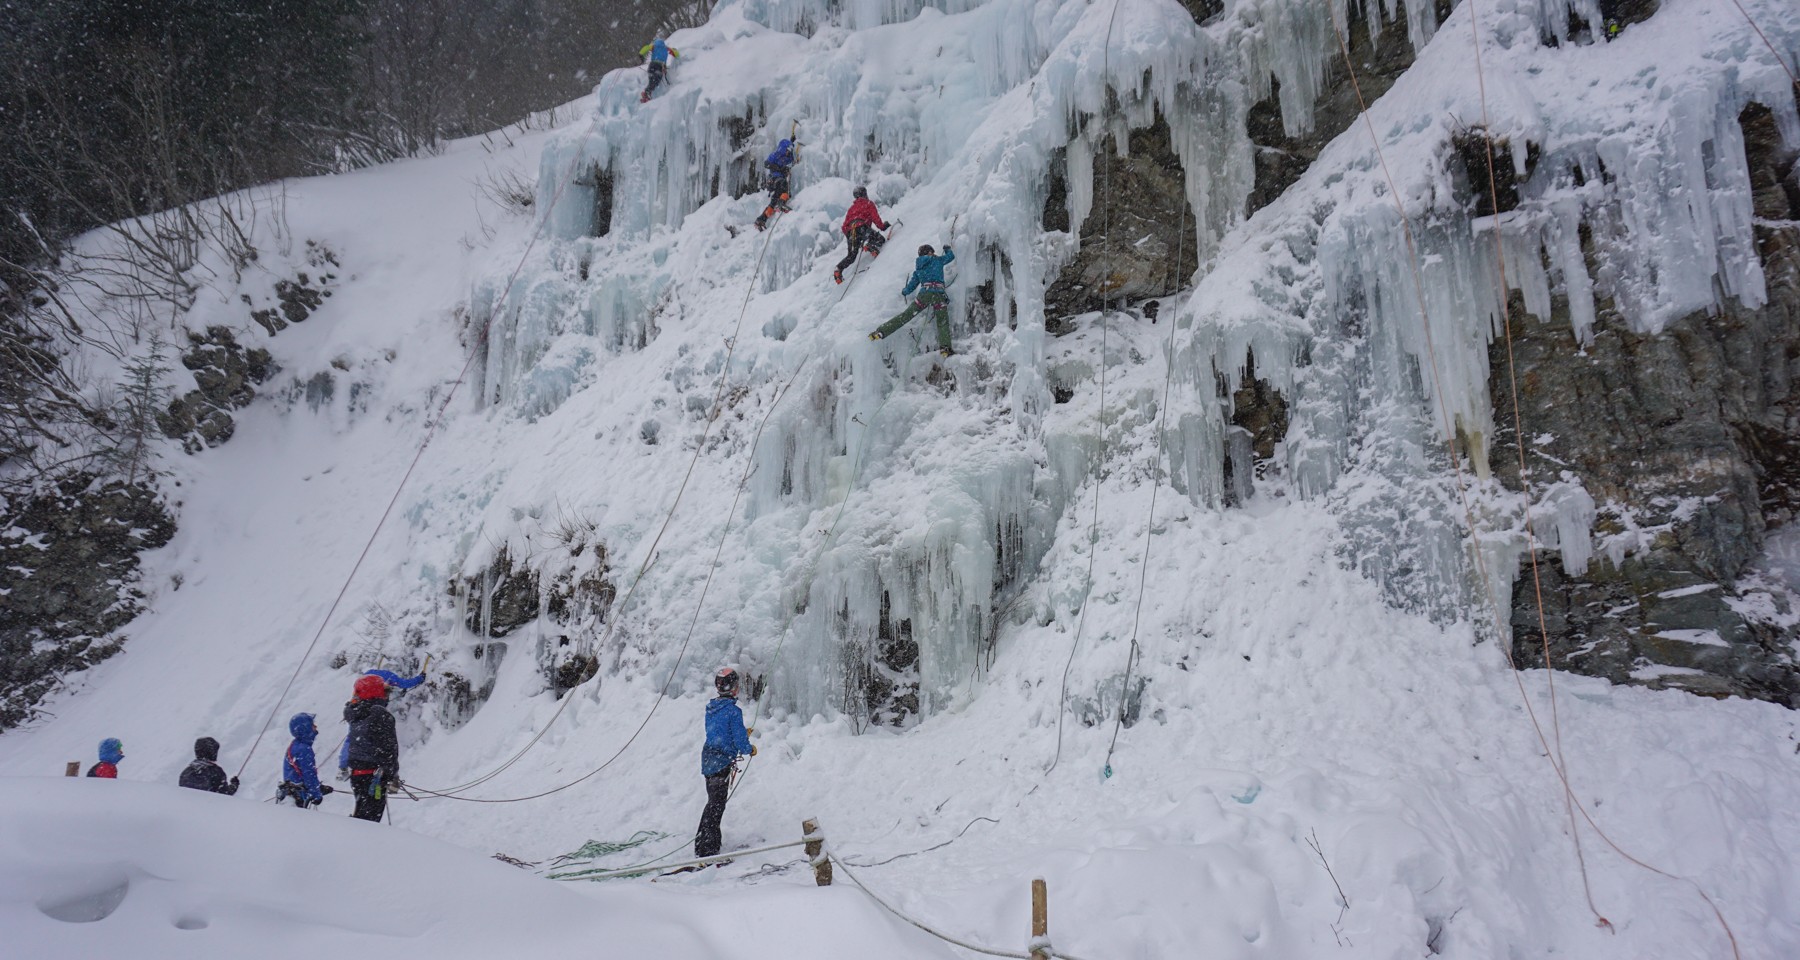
left=0, top=777, right=956, bottom=960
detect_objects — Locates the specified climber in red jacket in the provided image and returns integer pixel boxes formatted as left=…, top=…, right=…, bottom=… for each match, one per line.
left=833, top=186, right=889, bottom=284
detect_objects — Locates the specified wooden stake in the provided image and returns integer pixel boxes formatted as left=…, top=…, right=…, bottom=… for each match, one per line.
left=65, top=761, right=80, bottom=777
left=1030, top=878, right=1049, bottom=960
left=803, top=818, right=832, bottom=887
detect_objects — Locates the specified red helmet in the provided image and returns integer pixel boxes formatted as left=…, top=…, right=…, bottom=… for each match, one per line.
left=353, top=674, right=388, bottom=701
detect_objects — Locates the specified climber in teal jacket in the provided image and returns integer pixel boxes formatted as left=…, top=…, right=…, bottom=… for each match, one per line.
left=870, top=244, right=956, bottom=356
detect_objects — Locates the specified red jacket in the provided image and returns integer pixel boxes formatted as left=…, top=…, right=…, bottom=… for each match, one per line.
left=842, top=198, right=888, bottom=234
left=87, top=762, right=117, bottom=778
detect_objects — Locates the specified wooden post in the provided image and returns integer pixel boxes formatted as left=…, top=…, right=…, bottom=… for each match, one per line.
left=803, top=818, right=832, bottom=887
left=64, top=761, right=81, bottom=777
left=1030, top=878, right=1049, bottom=960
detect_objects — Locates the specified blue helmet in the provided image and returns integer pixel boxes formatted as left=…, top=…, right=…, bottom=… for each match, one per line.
left=97, top=738, right=124, bottom=764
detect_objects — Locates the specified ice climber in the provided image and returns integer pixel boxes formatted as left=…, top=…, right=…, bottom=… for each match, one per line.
left=869, top=243, right=957, bottom=356
left=338, top=668, right=424, bottom=775
left=343, top=674, right=401, bottom=822
left=86, top=737, right=124, bottom=778
left=754, top=138, right=797, bottom=232
left=279, top=713, right=333, bottom=808
left=694, top=667, right=755, bottom=858
left=834, top=186, right=889, bottom=284
left=639, top=36, right=680, bottom=103
left=178, top=736, right=240, bottom=795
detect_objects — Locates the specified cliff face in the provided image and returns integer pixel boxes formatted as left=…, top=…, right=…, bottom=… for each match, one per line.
left=1496, top=101, right=1800, bottom=705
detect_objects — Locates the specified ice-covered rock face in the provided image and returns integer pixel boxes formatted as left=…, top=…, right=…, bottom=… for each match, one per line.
left=437, top=0, right=1800, bottom=721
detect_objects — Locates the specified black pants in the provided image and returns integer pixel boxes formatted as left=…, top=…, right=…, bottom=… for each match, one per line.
left=350, top=773, right=386, bottom=823
left=693, top=770, right=732, bottom=857
left=835, top=223, right=887, bottom=273
left=643, top=61, right=666, bottom=99
left=756, top=176, right=790, bottom=225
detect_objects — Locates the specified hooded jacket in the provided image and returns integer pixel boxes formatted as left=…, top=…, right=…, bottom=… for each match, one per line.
left=87, top=738, right=123, bottom=778
left=639, top=38, right=679, bottom=64
left=283, top=714, right=323, bottom=803
left=344, top=697, right=400, bottom=780
left=701, top=696, right=752, bottom=776
left=765, top=140, right=795, bottom=178
left=179, top=736, right=238, bottom=794
left=900, top=246, right=956, bottom=297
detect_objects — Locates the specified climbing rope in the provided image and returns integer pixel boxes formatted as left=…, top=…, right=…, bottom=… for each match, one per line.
left=1100, top=191, right=1186, bottom=778
left=830, top=854, right=1099, bottom=960
left=1724, top=0, right=1800, bottom=92
left=406, top=205, right=789, bottom=802
left=237, top=147, right=586, bottom=779
left=1327, top=0, right=1738, bottom=950
left=1463, top=1, right=1743, bottom=952
left=1046, top=0, right=1125, bottom=777
left=727, top=215, right=950, bottom=802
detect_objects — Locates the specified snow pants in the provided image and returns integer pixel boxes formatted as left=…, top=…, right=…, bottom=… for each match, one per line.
left=694, top=769, right=732, bottom=857
left=643, top=62, right=667, bottom=100
left=755, top=175, right=791, bottom=228
left=875, top=290, right=952, bottom=351
left=835, top=223, right=887, bottom=273
left=350, top=773, right=386, bottom=823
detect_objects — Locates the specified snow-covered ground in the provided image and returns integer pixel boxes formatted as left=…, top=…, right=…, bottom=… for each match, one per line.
left=5, top=0, right=1800, bottom=957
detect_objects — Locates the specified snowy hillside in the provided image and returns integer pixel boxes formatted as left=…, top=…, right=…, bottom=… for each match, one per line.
left=6, top=0, right=1800, bottom=957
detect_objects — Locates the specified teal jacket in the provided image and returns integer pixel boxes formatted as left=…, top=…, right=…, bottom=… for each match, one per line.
left=901, top=247, right=955, bottom=297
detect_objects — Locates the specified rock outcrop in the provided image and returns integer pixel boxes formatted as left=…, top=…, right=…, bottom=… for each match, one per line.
left=1494, top=101, right=1800, bottom=706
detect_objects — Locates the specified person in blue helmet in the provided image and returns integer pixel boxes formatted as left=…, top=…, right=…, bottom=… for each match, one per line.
left=869, top=242, right=957, bottom=356
left=278, top=713, right=332, bottom=808
left=86, top=737, right=124, bottom=778
left=753, top=137, right=797, bottom=232
left=639, top=35, right=681, bottom=103
left=693, top=667, right=755, bottom=858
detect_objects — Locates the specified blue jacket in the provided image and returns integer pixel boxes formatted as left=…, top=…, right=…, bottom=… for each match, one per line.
left=701, top=697, right=752, bottom=776
left=901, top=247, right=956, bottom=297
left=283, top=713, right=323, bottom=803
left=765, top=140, right=795, bottom=178
left=366, top=669, right=425, bottom=691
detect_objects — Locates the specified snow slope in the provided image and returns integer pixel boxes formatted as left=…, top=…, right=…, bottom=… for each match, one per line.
left=5, top=0, right=1800, bottom=957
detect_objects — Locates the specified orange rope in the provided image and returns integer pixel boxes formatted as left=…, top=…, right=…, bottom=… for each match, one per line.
left=1327, top=0, right=1741, bottom=952
left=1466, top=2, right=1747, bottom=953
left=1724, top=0, right=1800, bottom=91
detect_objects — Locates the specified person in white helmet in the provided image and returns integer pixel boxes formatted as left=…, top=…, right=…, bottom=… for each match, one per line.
left=694, top=667, right=755, bottom=857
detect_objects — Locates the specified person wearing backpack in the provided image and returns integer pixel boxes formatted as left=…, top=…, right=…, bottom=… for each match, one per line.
left=178, top=736, right=240, bottom=795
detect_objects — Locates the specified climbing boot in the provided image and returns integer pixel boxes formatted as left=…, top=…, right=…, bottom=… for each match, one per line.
left=833, top=269, right=844, bottom=284
left=940, top=347, right=954, bottom=358
left=868, top=332, right=884, bottom=341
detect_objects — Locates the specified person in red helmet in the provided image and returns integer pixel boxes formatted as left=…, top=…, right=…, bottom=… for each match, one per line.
left=343, top=674, right=400, bottom=822
left=833, top=185, right=889, bottom=284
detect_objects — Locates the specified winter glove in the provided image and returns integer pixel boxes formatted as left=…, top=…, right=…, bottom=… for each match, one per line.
left=320, top=785, right=335, bottom=795
left=750, top=744, right=758, bottom=757
left=337, top=766, right=349, bottom=782
left=228, top=776, right=240, bottom=792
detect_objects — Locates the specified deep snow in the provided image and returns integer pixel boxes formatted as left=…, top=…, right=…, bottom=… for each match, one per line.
left=4, top=0, right=1800, bottom=957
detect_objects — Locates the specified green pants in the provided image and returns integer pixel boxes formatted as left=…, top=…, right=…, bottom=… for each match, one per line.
left=874, top=290, right=952, bottom=351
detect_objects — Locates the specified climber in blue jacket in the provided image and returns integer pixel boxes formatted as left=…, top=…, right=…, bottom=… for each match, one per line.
left=870, top=243, right=957, bottom=356
left=639, top=36, right=681, bottom=103
left=753, top=138, right=797, bottom=232
left=694, top=667, right=755, bottom=857
left=279, top=713, right=332, bottom=808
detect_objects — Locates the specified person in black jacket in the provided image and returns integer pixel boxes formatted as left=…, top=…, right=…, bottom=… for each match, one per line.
left=343, top=674, right=401, bottom=822
left=177, top=737, right=239, bottom=795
